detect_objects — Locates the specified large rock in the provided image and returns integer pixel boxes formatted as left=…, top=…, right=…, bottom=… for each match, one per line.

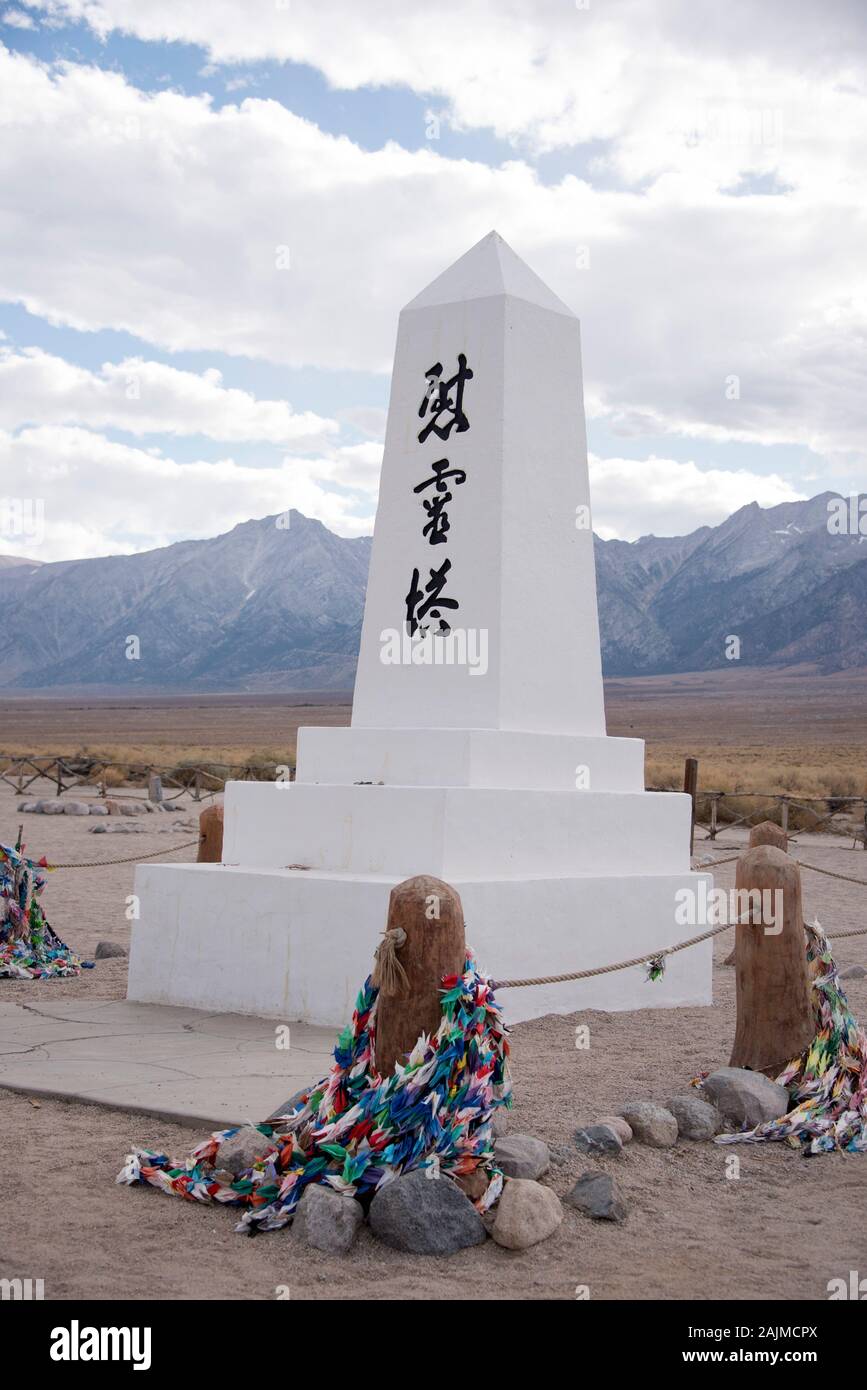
left=94, top=940, right=128, bottom=959
left=597, top=1115, right=633, bottom=1144
left=564, top=1171, right=627, bottom=1222
left=702, top=1068, right=790, bottom=1128
left=841, top=965, right=867, bottom=981
left=619, top=1101, right=678, bottom=1148
left=214, top=1124, right=275, bottom=1176
left=17, top=801, right=41, bottom=813
left=491, top=1179, right=562, bottom=1249
left=368, top=1169, right=486, bottom=1254
left=667, top=1094, right=722, bottom=1140
left=63, top=801, right=91, bottom=815
left=293, top=1184, right=363, bottom=1254
left=493, top=1134, right=550, bottom=1179
left=40, top=800, right=66, bottom=815
left=573, top=1124, right=622, bottom=1157
left=89, top=804, right=109, bottom=816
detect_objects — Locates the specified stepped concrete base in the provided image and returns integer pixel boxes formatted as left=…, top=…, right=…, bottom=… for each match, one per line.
left=128, top=862, right=713, bottom=1027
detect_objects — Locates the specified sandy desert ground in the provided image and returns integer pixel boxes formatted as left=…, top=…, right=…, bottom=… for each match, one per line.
left=1, top=765, right=866, bottom=1302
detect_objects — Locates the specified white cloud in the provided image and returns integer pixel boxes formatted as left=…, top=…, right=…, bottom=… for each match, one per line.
left=0, top=346, right=338, bottom=446
left=0, top=39, right=865, bottom=474
left=0, top=424, right=374, bottom=561
left=589, top=454, right=806, bottom=540
left=21, top=1, right=867, bottom=171
left=2, top=7, right=36, bottom=28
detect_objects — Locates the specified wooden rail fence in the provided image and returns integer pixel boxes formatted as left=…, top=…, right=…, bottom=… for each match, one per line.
left=4, top=753, right=866, bottom=847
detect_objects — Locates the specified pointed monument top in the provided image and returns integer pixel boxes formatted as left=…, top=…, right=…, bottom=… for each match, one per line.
left=403, top=230, right=576, bottom=318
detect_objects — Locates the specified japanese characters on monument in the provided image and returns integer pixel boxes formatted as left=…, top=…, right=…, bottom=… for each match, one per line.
left=405, top=353, right=474, bottom=637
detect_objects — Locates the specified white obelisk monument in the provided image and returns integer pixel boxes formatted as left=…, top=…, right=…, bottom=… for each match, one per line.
left=128, top=232, right=712, bottom=1024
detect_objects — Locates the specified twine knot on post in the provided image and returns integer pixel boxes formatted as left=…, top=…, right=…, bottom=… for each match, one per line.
left=371, top=926, right=408, bottom=997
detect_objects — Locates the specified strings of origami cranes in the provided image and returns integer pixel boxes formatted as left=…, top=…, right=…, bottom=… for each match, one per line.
left=118, top=950, right=511, bottom=1232
left=718, top=920, right=867, bottom=1154
left=0, top=838, right=86, bottom=979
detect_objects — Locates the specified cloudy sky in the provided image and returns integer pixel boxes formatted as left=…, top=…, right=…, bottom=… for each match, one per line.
left=1, top=0, right=865, bottom=561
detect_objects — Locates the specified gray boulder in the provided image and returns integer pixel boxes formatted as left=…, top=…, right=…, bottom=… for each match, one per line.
left=94, top=940, right=128, bottom=959
left=40, top=800, right=66, bottom=815
left=17, top=801, right=41, bottom=813
left=63, top=801, right=92, bottom=815
left=574, top=1124, right=622, bottom=1157
left=667, top=1093, right=722, bottom=1140
left=491, top=1178, right=562, bottom=1249
left=294, top=1184, right=363, bottom=1254
left=564, top=1171, right=627, bottom=1222
left=215, top=1124, right=275, bottom=1176
left=619, top=1101, right=678, bottom=1148
left=493, top=1133, right=550, bottom=1179
left=89, top=804, right=109, bottom=816
left=841, top=965, right=867, bottom=980
left=701, top=1068, right=789, bottom=1128
left=368, top=1168, right=486, bottom=1254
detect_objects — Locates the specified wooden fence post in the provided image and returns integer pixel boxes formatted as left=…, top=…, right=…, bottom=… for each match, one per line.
left=780, top=796, right=790, bottom=835
left=683, top=757, right=698, bottom=855
left=197, top=804, right=223, bottom=863
left=729, top=845, right=813, bottom=1077
left=373, top=875, right=467, bottom=1077
left=148, top=773, right=163, bottom=804
left=724, top=822, right=789, bottom=966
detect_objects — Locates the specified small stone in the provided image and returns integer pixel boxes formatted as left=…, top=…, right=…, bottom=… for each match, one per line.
left=840, top=965, right=867, bottom=980
left=294, top=1185, right=363, bottom=1255
left=667, top=1094, right=722, bottom=1140
left=491, top=1178, right=562, bottom=1249
left=597, top=1115, right=633, bottom=1144
left=91, top=824, right=107, bottom=833
left=491, top=1112, right=510, bottom=1138
left=548, top=1144, right=573, bottom=1168
left=94, top=940, right=128, bottom=959
left=702, top=1068, right=790, bottom=1129
left=619, top=1101, right=678, bottom=1148
left=368, top=1168, right=486, bottom=1255
left=89, top=804, right=109, bottom=816
left=564, top=1171, right=627, bottom=1222
left=455, top=1169, right=490, bottom=1202
left=215, top=1124, right=275, bottom=1176
left=493, top=1134, right=550, bottom=1179
left=119, top=801, right=147, bottom=816
left=573, top=1124, right=622, bottom=1156
left=63, top=800, right=92, bottom=815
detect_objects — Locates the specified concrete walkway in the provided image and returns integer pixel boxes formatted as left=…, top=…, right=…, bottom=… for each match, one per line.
left=0, top=998, right=336, bottom=1128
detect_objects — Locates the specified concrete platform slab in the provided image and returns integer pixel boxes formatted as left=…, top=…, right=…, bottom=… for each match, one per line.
left=0, top=998, right=336, bottom=1129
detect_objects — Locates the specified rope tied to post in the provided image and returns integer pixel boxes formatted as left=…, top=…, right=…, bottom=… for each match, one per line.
left=371, top=926, right=408, bottom=997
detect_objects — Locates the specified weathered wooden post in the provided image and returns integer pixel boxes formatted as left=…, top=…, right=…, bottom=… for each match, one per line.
left=747, top=819, right=788, bottom=852
left=683, top=757, right=698, bottom=855
left=148, top=773, right=163, bottom=804
left=373, top=875, right=467, bottom=1077
left=729, top=844, right=813, bottom=1077
left=197, top=803, right=224, bottom=863
left=724, top=821, right=790, bottom=965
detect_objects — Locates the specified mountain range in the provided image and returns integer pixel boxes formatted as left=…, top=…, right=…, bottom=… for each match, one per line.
left=0, top=493, right=864, bottom=692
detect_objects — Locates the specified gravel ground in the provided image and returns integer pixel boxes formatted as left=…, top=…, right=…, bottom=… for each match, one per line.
left=2, top=783, right=866, bottom=1301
